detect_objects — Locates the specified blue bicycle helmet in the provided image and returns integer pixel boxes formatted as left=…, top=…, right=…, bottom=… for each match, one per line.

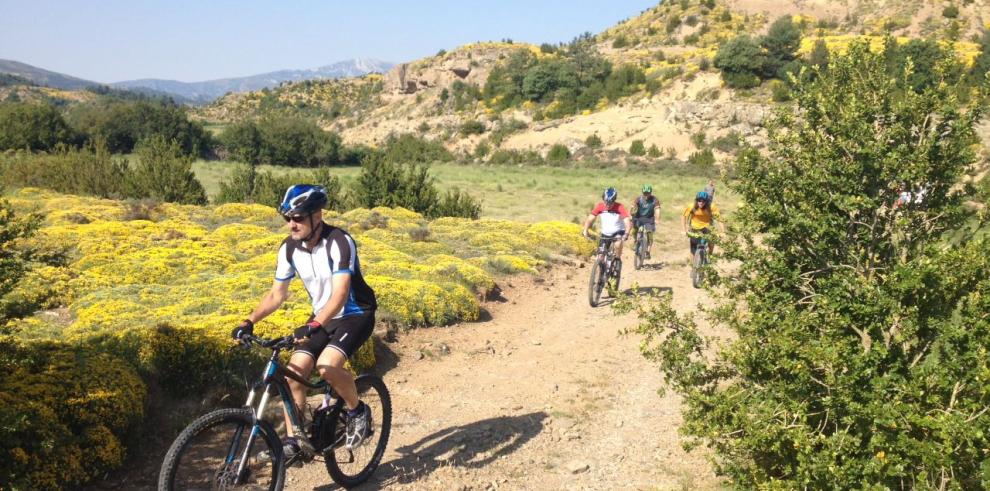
left=279, top=184, right=328, bottom=217
left=695, top=191, right=711, bottom=204
left=603, top=187, right=618, bottom=206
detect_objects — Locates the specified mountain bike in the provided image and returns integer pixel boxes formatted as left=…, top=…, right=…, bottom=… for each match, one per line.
left=588, top=235, right=623, bottom=307
left=158, top=334, right=391, bottom=490
left=633, top=226, right=648, bottom=270
left=689, top=231, right=709, bottom=289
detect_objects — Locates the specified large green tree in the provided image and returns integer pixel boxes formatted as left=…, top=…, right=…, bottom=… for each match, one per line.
left=621, top=42, right=990, bottom=488
left=0, top=103, right=76, bottom=151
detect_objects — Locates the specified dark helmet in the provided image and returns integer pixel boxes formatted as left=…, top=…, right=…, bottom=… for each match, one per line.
left=603, top=187, right=618, bottom=206
left=279, top=184, right=328, bottom=217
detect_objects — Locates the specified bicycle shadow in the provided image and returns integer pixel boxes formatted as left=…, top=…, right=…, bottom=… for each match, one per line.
left=621, top=286, right=673, bottom=296
left=315, top=412, right=547, bottom=489
left=634, top=261, right=667, bottom=271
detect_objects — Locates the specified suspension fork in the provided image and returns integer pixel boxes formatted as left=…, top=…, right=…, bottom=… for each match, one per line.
left=231, top=359, right=278, bottom=481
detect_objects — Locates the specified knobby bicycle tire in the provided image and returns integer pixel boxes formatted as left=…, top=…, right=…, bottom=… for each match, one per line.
left=324, top=375, right=392, bottom=489
left=158, top=407, right=285, bottom=491
left=692, top=248, right=705, bottom=289
left=634, top=233, right=644, bottom=270
left=588, top=257, right=604, bottom=307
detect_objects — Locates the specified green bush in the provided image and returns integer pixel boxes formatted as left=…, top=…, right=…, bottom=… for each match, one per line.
left=942, top=4, right=959, bottom=18
left=714, top=35, right=766, bottom=88
left=585, top=133, right=603, bottom=148
left=474, top=141, right=490, bottom=158
left=0, top=103, right=76, bottom=152
left=380, top=133, right=453, bottom=165
left=770, top=79, right=792, bottom=101
left=761, top=15, right=802, bottom=78
left=546, top=143, right=571, bottom=162
left=690, top=131, right=707, bottom=149
left=711, top=131, right=742, bottom=153
left=459, top=120, right=486, bottom=136
left=1, top=141, right=128, bottom=199
left=620, top=41, right=990, bottom=489
left=629, top=140, right=646, bottom=156
left=647, top=144, right=661, bottom=158
left=612, top=35, right=629, bottom=49
left=216, top=163, right=344, bottom=211
left=126, top=136, right=207, bottom=205
left=434, top=188, right=482, bottom=219
left=687, top=148, right=715, bottom=167
left=66, top=100, right=211, bottom=157
left=807, top=38, right=830, bottom=70
left=218, top=118, right=341, bottom=167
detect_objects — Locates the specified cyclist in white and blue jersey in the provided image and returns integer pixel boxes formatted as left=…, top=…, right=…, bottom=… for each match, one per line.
left=231, top=184, right=377, bottom=459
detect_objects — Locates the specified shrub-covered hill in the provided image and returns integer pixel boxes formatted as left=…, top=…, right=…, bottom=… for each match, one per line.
left=191, top=0, right=988, bottom=163
left=0, top=188, right=591, bottom=490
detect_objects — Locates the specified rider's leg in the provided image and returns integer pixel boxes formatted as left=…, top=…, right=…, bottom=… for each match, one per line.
left=316, top=348, right=359, bottom=410
left=314, top=312, right=375, bottom=411
left=283, top=351, right=316, bottom=438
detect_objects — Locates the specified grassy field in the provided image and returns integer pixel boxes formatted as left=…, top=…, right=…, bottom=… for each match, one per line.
left=192, top=160, right=735, bottom=225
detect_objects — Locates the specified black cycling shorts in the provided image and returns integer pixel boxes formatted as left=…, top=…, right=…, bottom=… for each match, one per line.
left=632, top=217, right=656, bottom=232
left=689, top=228, right=710, bottom=254
left=294, top=312, right=375, bottom=360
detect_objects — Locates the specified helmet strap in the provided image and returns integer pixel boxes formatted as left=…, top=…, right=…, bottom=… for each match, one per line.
left=302, top=215, right=323, bottom=244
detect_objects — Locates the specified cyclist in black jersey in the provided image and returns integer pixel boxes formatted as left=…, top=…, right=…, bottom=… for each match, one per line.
left=631, top=184, right=660, bottom=259
left=231, top=184, right=378, bottom=459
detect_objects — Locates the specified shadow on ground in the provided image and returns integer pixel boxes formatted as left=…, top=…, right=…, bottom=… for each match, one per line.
left=316, top=412, right=547, bottom=489
left=620, top=286, right=673, bottom=296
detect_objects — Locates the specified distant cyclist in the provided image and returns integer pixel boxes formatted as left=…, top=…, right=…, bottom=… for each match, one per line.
left=582, top=187, right=633, bottom=255
left=703, top=179, right=716, bottom=203
left=230, top=184, right=377, bottom=460
left=630, top=185, right=660, bottom=259
left=681, top=191, right=723, bottom=262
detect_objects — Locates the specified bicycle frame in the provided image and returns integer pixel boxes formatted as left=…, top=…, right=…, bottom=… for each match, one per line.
left=234, top=337, right=332, bottom=478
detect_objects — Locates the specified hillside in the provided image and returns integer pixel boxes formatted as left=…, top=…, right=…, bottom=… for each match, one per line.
left=193, top=0, right=989, bottom=162
left=0, top=59, right=100, bottom=90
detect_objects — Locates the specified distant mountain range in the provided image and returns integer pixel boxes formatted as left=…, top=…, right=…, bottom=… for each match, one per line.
left=0, top=59, right=99, bottom=91
left=0, top=58, right=393, bottom=104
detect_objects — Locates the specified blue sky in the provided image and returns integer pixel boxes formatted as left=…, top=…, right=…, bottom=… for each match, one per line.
left=0, top=0, right=658, bottom=83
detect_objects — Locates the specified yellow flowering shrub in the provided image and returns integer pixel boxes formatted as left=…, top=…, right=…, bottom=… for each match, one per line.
left=0, top=337, right=146, bottom=490
left=1, top=190, right=587, bottom=488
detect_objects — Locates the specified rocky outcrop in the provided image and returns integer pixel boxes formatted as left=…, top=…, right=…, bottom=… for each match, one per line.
left=383, top=44, right=525, bottom=95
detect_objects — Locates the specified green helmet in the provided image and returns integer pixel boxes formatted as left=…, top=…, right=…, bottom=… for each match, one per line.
left=642, top=184, right=653, bottom=193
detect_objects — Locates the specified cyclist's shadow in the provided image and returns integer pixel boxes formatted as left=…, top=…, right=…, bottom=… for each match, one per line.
left=316, top=411, right=547, bottom=489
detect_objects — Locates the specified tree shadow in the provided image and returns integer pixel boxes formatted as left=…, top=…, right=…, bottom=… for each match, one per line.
left=314, top=412, right=547, bottom=489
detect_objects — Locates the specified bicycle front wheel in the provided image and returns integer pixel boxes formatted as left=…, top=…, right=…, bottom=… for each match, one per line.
left=588, top=258, right=604, bottom=307
left=692, top=249, right=705, bottom=289
left=324, top=374, right=392, bottom=489
left=158, top=407, right=284, bottom=491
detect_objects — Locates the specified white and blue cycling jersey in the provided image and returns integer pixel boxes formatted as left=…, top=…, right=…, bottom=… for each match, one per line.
left=274, top=223, right=377, bottom=319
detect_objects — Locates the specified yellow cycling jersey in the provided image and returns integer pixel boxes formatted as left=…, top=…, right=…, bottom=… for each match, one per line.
left=683, top=203, right=720, bottom=230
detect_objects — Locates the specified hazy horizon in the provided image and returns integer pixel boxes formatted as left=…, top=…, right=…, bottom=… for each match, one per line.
left=0, top=0, right=658, bottom=83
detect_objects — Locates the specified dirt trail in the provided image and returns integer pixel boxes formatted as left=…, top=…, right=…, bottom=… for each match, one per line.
left=289, top=240, right=724, bottom=490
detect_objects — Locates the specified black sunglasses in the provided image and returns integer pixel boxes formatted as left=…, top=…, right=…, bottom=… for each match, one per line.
left=283, top=214, right=310, bottom=223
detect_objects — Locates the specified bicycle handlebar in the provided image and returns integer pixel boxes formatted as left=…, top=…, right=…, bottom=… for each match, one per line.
left=239, top=334, right=296, bottom=351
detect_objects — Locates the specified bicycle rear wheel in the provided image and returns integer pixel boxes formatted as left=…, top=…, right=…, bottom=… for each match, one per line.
left=158, top=408, right=284, bottom=491
left=324, top=374, right=392, bottom=489
left=609, top=258, right=622, bottom=293
left=588, top=258, right=604, bottom=307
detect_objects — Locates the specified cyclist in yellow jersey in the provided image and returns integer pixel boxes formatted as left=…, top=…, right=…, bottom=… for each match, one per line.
left=681, top=191, right=724, bottom=262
